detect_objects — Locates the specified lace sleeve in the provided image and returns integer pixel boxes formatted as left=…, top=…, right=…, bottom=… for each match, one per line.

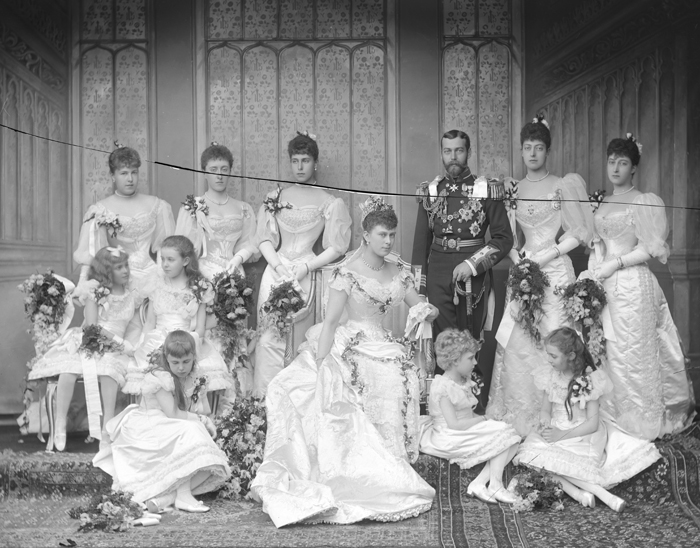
left=587, top=369, right=614, bottom=401
left=254, top=194, right=280, bottom=249
left=632, top=193, right=670, bottom=263
left=557, top=174, right=593, bottom=245
left=175, top=205, right=204, bottom=255
left=141, top=370, right=175, bottom=395
left=321, top=197, right=352, bottom=255
left=427, top=375, right=450, bottom=414
left=233, top=202, right=261, bottom=261
left=73, top=204, right=108, bottom=266
left=153, top=199, right=176, bottom=251
left=328, top=267, right=353, bottom=295
left=397, top=266, right=415, bottom=291
left=531, top=363, right=553, bottom=393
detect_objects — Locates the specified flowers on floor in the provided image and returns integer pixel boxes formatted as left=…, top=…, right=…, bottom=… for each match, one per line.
left=18, top=269, right=69, bottom=363
left=80, top=324, right=124, bottom=358
left=215, top=396, right=267, bottom=499
left=557, top=277, right=608, bottom=366
left=259, top=278, right=305, bottom=335
left=210, top=270, right=256, bottom=389
left=507, top=255, right=550, bottom=345
left=68, top=490, right=142, bottom=533
left=508, top=467, right=565, bottom=513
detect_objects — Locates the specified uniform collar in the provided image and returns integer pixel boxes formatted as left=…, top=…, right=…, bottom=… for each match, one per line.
left=444, top=167, right=473, bottom=185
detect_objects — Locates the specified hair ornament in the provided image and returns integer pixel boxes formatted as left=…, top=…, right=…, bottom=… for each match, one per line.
left=533, top=113, right=550, bottom=129
left=106, top=245, right=125, bottom=258
left=359, top=195, right=393, bottom=222
left=297, top=130, right=317, bottom=141
left=625, top=132, right=643, bottom=156
left=113, top=140, right=125, bottom=149
left=211, top=141, right=219, bottom=146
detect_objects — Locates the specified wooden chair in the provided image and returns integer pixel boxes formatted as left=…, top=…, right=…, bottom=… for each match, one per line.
left=282, top=251, right=436, bottom=401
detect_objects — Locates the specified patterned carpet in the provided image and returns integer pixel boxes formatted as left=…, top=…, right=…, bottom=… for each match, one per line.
left=2, top=425, right=700, bottom=547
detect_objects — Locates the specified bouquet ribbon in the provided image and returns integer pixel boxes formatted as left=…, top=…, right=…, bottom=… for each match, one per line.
left=53, top=274, right=76, bottom=335
left=196, top=209, right=214, bottom=258
left=404, top=301, right=433, bottom=351
left=495, top=300, right=517, bottom=347
left=81, top=355, right=103, bottom=440
left=600, top=304, right=616, bottom=342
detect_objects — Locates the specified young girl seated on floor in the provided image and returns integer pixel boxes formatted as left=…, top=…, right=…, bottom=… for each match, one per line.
left=28, top=246, right=139, bottom=451
left=420, top=329, right=521, bottom=504
left=514, top=327, right=661, bottom=511
left=94, top=330, right=230, bottom=513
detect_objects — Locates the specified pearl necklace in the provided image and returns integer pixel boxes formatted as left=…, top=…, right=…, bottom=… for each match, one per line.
left=114, top=190, right=136, bottom=198
left=525, top=171, right=550, bottom=182
left=205, top=192, right=230, bottom=205
left=361, top=254, right=385, bottom=271
left=613, top=185, right=635, bottom=196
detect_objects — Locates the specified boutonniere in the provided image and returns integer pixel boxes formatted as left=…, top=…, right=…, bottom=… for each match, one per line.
left=182, top=195, right=209, bottom=219
left=505, top=179, right=519, bottom=210
left=588, top=189, right=606, bottom=212
left=92, top=284, right=111, bottom=306
left=263, top=186, right=292, bottom=216
left=190, top=276, right=212, bottom=304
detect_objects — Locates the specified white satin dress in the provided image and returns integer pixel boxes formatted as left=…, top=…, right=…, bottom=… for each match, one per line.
left=253, top=192, right=351, bottom=396
left=250, top=267, right=435, bottom=527
left=591, top=193, right=695, bottom=440
left=487, top=174, right=592, bottom=435
left=515, top=365, right=661, bottom=487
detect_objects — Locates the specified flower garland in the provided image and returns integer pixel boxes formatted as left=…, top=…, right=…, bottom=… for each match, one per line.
left=68, top=490, right=143, bottom=533
left=262, top=186, right=292, bottom=215
left=182, top=194, right=209, bottom=219
left=210, top=271, right=256, bottom=385
left=259, top=278, right=305, bottom=336
left=588, top=189, right=606, bottom=212
left=80, top=324, right=124, bottom=358
left=507, top=255, right=550, bottom=345
left=17, top=269, right=69, bottom=363
left=508, top=467, right=566, bottom=513
left=557, top=278, right=607, bottom=366
left=215, top=396, right=267, bottom=499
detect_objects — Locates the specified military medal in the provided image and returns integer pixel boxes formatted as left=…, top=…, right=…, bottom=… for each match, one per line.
left=461, top=183, right=469, bottom=196
left=448, top=183, right=458, bottom=192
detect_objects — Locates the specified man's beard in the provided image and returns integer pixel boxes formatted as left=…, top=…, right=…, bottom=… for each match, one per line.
left=444, top=160, right=468, bottom=177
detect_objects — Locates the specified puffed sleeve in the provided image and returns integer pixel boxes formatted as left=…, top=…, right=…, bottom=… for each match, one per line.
left=254, top=191, right=280, bottom=249
left=531, top=363, right=553, bottom=393
left=587, top=369, right=614, bottom=401
left=175, top=206, right=204, bottom=255
left=321, top=197, right=352, bottom=255
left=397, top=266, right=415, bottom=291
left=141, top=370, right=175, bottom=394
left=428, top=376, right=463, bottom=412
left=73, top=204, right=108, bottom=266
left=632, top=193, right=670, bottom=263
left=556, top=173, right=593, bottom=245
left=328, top=267, right=353, bottom=295
left=152, top=199, right=176, bottom=252
left=233, top=202, right=260, bottom=261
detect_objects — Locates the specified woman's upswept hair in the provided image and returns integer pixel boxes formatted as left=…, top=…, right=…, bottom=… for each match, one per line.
left=88, top=246, right=129, bottom=287
left=545, top=327, right=597, bottom=420
left=607, top=137, right=641, bottom=166
left=520, top=119, right=551, bottom=150
left=160, top=235, right=203, bottom=288
left=435, top=328, right=482, bottom=371
left=362, top=208, right=398, bottom=234
left=287, top=133, right=319, bottom=161
left=200, top=143, right=234, bottom=170
left=148, top=330, right=198, bottom=411
left=108, top=146, right=141, bottom=174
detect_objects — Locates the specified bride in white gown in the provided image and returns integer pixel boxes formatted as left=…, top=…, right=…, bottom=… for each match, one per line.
left=250, top=197, right=438, bottom=527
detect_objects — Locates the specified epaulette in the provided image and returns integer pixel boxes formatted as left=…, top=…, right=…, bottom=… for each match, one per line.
left=416, top=175, right=442, bottom=202
left=488, top=179, right=506, bottom=200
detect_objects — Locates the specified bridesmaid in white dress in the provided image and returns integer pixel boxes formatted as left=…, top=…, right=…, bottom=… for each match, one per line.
left=486, top=116, right=593, bottom=435
left=175, top=142, right=258, bottom=280
left=253, top=132, right=352, bottom=396
left=587, top=135, right=694, bottom=440
left=73, top=145, right=174, bottom=341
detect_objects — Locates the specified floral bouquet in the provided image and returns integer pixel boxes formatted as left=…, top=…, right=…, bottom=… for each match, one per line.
left=92, top=209, right=123, bottom=238
left=182, top=194, right=209, bottom=219
left=92, top=284, right=111, bottom=306
left=507, top=254, right=550, bottom=345
left=68, top=490, right=143, bottom=533
left=18, top=269, right=69, bottom=360
left=215, top=396, right=267, bottom=499
left=508, top=467, right=565, bottom=513
left=262, top=186, right=292, bottom=215
left=210, top=271, right=256, bottom=380
left=570, top=366, right=595, bottom=409
left=557, top=277, right=607, bottom=366
left=147, top=345, right=163, bottom=368
left=588, top=189, right=606, bottom=212
left=259, top=278, right=305, bottom=336
left=190, top=276, right=213, bottom=304
left=190, top=375, right=208, bottom=406
left=80, top=324, right=124, bottom=358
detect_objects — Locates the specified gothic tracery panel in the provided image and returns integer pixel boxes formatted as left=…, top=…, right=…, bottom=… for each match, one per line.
left=116, top=0, right=146, bottom=40
left=244, top=0, right=278, bottom=40
left=478, top=0, right=510, bottom=36
left=82, top=0, right=113, bottom=40
left=207, top=0, right=242, bottom=39
left=477, top=42, right=509, bottom=178
left=316, top=0, right=351, bottom=39
left=443, top=0, right=476, bottom=37
left=353, top=0, right=384, bottom=38
left=279, top=0, right=314, bottom=39
left=442, top=43, right=477, bottom=136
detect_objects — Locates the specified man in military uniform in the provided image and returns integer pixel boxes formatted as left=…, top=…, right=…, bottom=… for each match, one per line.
left=412, top=129, right=513, bottom=383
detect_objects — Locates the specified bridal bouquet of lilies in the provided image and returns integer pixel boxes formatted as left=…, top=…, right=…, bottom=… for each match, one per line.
left=557, top=277, right=607, bottom=366
left=259, top=278, right=305, bottom=336
left=507, top=253, right=550, bottom=345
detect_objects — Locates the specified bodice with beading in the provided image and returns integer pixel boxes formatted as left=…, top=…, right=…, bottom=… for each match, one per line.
left=276, top=202, right=330, bottom=260
left=594, top=209, right=637, bottom=260
left=151, top=281, right=200, bottom=332
left=516, top=191, right=563, bottom=254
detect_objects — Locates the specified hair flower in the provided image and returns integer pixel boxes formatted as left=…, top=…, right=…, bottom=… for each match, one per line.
left=297, top=130, right=317, bottom=141
left=625, top=132, right=643, bottom=156
left=533, top=114, right=550, bottom=129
